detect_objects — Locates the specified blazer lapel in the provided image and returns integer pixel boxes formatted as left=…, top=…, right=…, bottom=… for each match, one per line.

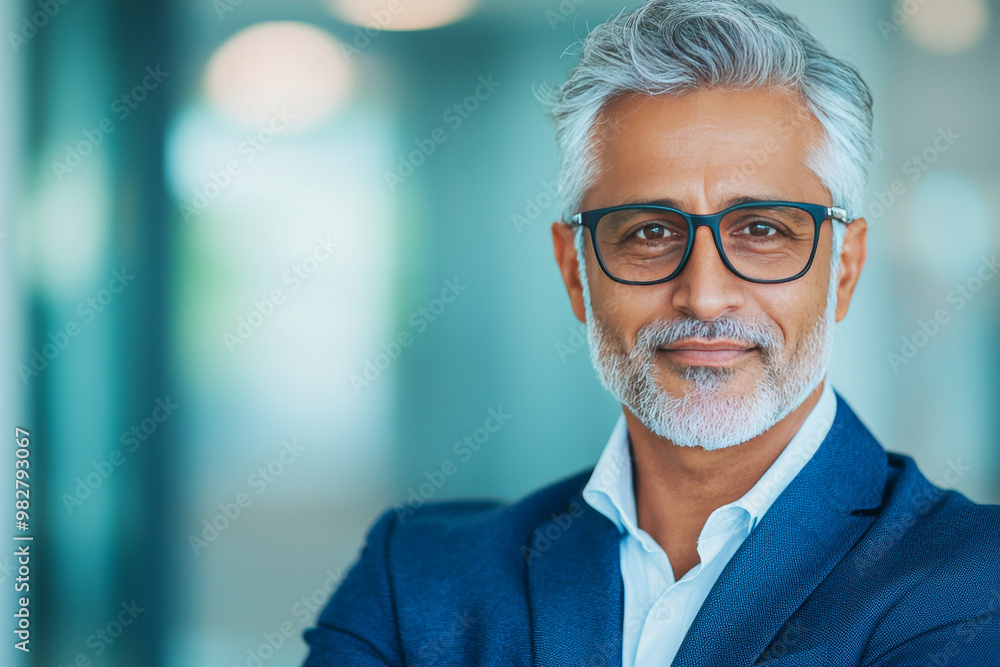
left=671, top=395, right=890, bottom=667
left=527, top=486, right=624, bottom=667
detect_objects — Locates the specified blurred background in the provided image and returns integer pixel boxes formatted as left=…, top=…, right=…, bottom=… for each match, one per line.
left=0, top=0, right=997, bottom=664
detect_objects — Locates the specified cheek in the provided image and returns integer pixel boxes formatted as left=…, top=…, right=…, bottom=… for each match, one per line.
left=757, top=282, right=828, bottom=350
left=591, top=279, right=675, bottom=332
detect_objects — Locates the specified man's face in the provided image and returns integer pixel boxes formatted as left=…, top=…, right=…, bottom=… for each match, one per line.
left=553, top=88, right=866, bottom=450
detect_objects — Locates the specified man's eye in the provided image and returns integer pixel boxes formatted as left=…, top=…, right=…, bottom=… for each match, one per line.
left=634, top=223, right=671, bottom=240
left=742, top=222, right=779, bottom=238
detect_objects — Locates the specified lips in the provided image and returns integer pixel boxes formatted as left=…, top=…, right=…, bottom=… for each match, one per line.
left=657, top=339, right=757, bottom=366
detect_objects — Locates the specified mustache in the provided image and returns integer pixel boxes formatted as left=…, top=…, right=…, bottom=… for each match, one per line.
left=632, top=316, right=783, bottom=356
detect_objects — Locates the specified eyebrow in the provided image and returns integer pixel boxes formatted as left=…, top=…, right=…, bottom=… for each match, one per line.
left=613, top=194, right=793, bottom=211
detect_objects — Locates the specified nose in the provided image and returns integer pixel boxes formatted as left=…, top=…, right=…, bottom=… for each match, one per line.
left=670, top=225, right=745, bottom=320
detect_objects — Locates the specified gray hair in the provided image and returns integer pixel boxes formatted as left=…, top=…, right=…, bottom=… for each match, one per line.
left=540, top=0, right=875, bottom=222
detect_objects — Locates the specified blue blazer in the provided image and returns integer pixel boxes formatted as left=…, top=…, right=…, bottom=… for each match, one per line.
left=302, top=395, right=1000, bottom=666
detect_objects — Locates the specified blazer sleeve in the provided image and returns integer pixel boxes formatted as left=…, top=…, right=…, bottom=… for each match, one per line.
left=301, top=509, right=404, bottom=666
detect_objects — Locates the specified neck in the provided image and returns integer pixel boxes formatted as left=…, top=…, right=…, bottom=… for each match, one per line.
left=624, top=380, right=825, bottom=578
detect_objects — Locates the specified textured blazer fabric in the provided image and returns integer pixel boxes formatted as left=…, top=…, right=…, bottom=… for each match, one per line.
left=302, top=394, right=1000, bottom=666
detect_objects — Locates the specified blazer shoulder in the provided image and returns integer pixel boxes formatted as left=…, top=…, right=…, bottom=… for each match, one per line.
left=886, top=452, right=1000, bottom=559
left=389, top=465, right=594, bottom=549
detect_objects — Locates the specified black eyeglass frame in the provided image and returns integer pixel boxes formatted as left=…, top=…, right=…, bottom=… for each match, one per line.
left=570, top=200, right=853, bottom=286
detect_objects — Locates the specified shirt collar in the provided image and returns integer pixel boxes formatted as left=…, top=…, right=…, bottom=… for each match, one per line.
left=582, top=381, right=838, bottom=540
left=582, top=411, right=637, bottom=538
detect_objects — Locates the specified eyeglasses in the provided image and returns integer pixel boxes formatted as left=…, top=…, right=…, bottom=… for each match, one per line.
left=571, top=201, right=853, bottom=285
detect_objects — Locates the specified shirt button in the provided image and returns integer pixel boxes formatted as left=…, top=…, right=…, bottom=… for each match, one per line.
left=653, top=600, right=676, bottom=624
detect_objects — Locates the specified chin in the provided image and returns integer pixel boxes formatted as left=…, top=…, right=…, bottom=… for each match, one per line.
left=658, top=362, right=759, bottom=399
left=630, top=368, right=795, bottom=451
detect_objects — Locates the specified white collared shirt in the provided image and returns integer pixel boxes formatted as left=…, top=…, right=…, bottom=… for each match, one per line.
left=582, top=382, right=837, bottom=667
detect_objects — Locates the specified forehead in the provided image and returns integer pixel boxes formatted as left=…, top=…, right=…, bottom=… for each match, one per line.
left=585, top=87, right=829, bottom=210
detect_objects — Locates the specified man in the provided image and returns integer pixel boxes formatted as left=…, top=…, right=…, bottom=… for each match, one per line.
left=303, top=1, right=1000, bottom=665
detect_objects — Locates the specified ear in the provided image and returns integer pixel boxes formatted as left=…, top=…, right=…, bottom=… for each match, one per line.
left=834, top=218, right=867, bottom=322
left=551, top=221, right=588, bottom=324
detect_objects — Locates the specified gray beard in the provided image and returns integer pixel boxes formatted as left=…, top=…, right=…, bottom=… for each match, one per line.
left=585, top=299, right=835, bottom=451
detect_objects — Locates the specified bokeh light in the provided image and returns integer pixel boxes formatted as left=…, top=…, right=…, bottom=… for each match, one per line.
left=902, top=0, right=989, bottom=55
left=327, top=0, right=477, bottom=31
left=203, top=21, right=353, bottom=131
left=32, top=161, right=110, bottom=296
